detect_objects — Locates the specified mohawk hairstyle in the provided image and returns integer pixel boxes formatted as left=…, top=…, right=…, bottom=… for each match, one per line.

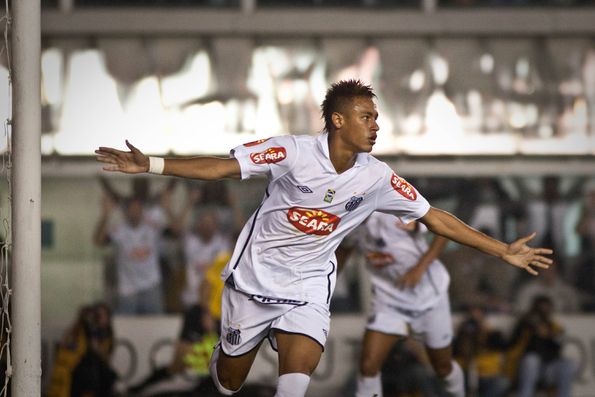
left=321, top=79, right=376, bottom=133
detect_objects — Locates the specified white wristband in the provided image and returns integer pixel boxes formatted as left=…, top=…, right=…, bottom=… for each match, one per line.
left=148, top=156, right=165, bottom=175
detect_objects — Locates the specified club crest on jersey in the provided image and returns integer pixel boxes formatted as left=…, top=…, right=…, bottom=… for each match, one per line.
left=225, top=327, right=242, bottom=346
left=390, top=173, right=417, bottom=201
left=287, top=207, right=341, bottom=235
left=243, top=137, right=271, bottom=147
left=250, top=147, right=287, bottom=164
left=323, top=188, right=335, bottom=203
left=345, top=195, right=364, bottom=212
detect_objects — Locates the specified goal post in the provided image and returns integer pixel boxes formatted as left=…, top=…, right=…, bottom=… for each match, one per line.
left=10, top=0, right=42, bottom=395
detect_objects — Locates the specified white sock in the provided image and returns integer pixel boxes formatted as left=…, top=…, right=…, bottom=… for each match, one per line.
left=208, top=346, right=236, bottom=396
left=274, top=373, right=311, bottom=397
left=355, top=374, right=383, bottom=397
left=442, top=360, right=465, bottom=397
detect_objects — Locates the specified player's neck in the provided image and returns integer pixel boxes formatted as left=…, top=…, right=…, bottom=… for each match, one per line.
left=327, top=133, right=357, bottom=174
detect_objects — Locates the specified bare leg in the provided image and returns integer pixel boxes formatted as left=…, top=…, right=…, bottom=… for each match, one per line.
left=426, top=345, right=464, bottom=397
left=355, top=330, right=402, bottom=397
left=360, top=330, right=402, bottom=376
left=276, top=331, right=322, bottom=376
left=215, top=340, right=264, bottom=392
left=425, top=345, right=453, bottom=378
left=274, top=331, right=323, bottom=397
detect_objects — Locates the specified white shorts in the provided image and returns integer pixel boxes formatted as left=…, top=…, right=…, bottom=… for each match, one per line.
left=366, top=291, right=453, bottom=349
left=219, top=285, right=331, bottom=356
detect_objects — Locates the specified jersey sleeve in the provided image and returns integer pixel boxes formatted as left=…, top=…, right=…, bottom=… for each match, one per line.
left=374, top=164, right=430, bottom=224
left=229, top=135, right=297, bottom=180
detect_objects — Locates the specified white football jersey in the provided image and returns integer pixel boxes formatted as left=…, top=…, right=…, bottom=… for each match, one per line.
left=109, top=222, right=162, bottom=296
left=181, top=232, right=231, bottom=307
left=358, top=211, right=450, bottom=311
left=222, top=133, right=430, bottom=305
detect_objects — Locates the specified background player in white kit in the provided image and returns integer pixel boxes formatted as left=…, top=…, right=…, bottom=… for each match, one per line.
left=96, top=80, right=552, bottom=397
left=346, top=212, right=463, bottom=397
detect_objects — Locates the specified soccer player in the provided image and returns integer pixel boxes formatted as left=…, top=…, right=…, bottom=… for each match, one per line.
left=346, top=212, right=462, bottom=397
left=96, top=80, right=552, bottom=397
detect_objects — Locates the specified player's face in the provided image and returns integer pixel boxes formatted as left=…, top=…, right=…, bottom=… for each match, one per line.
left=340, top=96, right=379, bottom=153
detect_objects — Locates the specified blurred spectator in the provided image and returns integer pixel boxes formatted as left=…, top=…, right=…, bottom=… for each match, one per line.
left=464, top=178, right=517, bottom=240
left=515, top=176, right=586, bottom=277
left=575, top=189, right=595, bottom=310
left=127, top=252, right=230, bottom=396
left=126, top=305, right=218, bottom=395
left=514, top=265, right=581, bottom=314
left=99, top=176, right=176, bottom=231
left=340, top=337, right=447, bottom=397
left=507, top=295, right=577, bottom=397
left=459, top=178, right=517, bottom=241
left=199, top=252, right=231, bottom=326
left=47, top=302, right=117, bottom=397
left=99, top=177, right=176, bottom=309
left=194, top=180, right=245, bottom=236
left=381, top=339, right=448, bottom=397
left=94, top=195, right=167, bottom=314
left=172, top=185, right=233, bottom=310
left=442, top=229, right=515, bottom=313
left=453, top=306, right=510, bottom=397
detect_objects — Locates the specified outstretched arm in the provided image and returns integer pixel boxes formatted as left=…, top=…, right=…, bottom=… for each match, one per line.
left=419, top=207, right=552, bottom=275
left=95, top=140, right=242, bottom=180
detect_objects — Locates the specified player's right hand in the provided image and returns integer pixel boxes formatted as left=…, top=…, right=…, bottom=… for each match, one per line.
left=95, top=140, right=149, bottom=174
left=396, top=266, right=424, bottom=289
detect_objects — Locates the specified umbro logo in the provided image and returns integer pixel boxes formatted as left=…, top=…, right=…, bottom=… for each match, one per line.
left=297, top=185, right=313, bottom=193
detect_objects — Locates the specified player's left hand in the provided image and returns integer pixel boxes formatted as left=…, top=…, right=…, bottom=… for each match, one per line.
left=502, top=232, right=553, bottom=276
left=396, top=266, right=425, bottom=289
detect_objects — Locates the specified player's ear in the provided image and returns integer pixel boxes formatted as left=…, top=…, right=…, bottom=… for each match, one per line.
left=331, top=112, right=344, bottom=129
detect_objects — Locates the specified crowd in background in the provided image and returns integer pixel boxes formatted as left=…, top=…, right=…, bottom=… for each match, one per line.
left=44, top=174, right=595, bottom=396
left=87, top=174, right=595, bottom=317
left=93, top=177, right=242, bottom=316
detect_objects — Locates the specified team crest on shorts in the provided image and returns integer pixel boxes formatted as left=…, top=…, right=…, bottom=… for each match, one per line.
left=226, top=327, right=242, bottom=346
left=345, top=195, right=364, bottom=212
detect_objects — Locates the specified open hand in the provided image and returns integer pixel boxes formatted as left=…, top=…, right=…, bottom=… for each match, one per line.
left=95, top=140, right=149, bottom=174
left=502, top=232, right=553, bottom=276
